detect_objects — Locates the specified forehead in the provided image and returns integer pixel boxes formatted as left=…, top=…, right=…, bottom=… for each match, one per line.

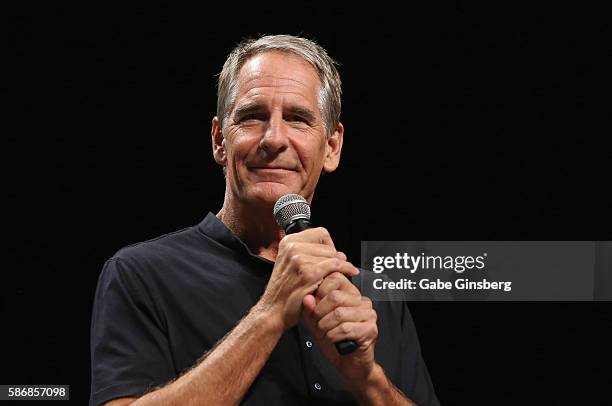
left=235, top=51, right=321, bottom=107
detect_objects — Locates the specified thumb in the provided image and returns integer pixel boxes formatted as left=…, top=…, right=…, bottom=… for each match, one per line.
left=303, top=294, right=317, bottom=314
left=302, top=294, right=318, bottom=332
left=302, top=294, right=327, bottom=342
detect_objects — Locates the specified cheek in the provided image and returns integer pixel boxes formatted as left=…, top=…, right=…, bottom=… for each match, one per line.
left=294, top=137, right=327, bottom=166
left=226, top=135, right=258, bottom=167
left=305, top=146, right=328, bottom=171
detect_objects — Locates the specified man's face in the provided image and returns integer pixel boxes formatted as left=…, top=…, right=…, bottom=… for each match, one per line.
left=212, top=51, right=343, bottom=208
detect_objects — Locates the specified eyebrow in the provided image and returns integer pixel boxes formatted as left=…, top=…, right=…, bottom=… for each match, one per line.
left=234, top=102, right=317, bottom=121
left=233, top=102, right=264, bottom=119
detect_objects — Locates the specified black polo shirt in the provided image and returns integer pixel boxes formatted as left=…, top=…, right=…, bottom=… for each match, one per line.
left=90, top=213, right=440, bottom=405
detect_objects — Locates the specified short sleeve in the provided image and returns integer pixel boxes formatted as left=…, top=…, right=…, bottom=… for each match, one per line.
left=399, top=302, right=441, bottom=406
left=89, top=257, right=175, bottom=406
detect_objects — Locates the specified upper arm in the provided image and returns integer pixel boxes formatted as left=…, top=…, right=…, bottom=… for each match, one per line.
left=90, top=257, right=176, bottom=405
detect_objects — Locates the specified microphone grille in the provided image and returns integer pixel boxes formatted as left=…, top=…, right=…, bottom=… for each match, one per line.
left=273, top=194, right=311, bottom=228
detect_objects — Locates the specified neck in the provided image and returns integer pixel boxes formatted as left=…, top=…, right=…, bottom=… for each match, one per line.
left=217, top=194, right=285, bottom=262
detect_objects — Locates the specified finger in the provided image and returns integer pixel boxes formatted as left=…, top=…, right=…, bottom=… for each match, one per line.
left=284, top=227, right=336, bottom=249
left=288, top=257, right=358, bottom=292
left=317, top=306, right=377, bottom=333
left=303, top=294, right=317, bottom=313
left=313, top=289, right=362, bottom=321
left=316, top=272, right=360, bottom=301
left=302, top=294, right=318, bottom=331
left=325, top=321, right=378, bottom=345
left=311, top=258, right=359, bottom=283
left=280, top=241, right=340, bottom=259
left=289, top=254, right=343, bottom=269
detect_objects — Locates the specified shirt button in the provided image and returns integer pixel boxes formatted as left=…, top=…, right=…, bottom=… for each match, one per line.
left=305, top=340, right=313, bottom=348
left=314, top=382, right=322, bottom=391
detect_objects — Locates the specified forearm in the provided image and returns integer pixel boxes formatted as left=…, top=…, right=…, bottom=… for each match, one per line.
left=132, top=302, right=284, bottom=406
left=352, top=363, right=416, bottom=406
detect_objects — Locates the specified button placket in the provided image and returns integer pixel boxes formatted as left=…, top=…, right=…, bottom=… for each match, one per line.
left=297, top=320, right=327, bottom=397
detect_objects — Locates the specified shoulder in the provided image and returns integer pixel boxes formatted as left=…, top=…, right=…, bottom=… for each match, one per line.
left=108, top=225, right=205, bottom=270
left=97, top=225, right=204, bottom=289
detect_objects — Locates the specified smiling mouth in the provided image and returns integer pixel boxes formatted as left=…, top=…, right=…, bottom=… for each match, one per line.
left=250, top=167, right=295, bottom=171
left=248, top=167, right=296, bottom=182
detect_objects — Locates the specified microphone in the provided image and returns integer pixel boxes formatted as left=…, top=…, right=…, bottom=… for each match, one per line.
left=274, top=194, right=358, bottom=355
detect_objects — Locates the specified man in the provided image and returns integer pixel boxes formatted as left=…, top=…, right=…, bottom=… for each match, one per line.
left=90, top=35, right=439, bottom=405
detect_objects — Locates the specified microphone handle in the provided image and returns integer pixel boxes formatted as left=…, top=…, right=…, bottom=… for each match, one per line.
left=285, top=219, right=358, bottom=356
left=285, top=218, right=313, bottom=234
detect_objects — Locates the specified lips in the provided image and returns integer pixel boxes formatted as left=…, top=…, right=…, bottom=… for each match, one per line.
left=248, top=165, right=296, bottom=171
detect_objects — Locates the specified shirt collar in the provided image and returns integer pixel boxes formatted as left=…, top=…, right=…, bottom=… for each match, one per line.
left=197, top=212, right=274, bottom=265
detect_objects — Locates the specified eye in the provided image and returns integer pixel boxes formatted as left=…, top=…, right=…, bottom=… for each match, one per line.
left=286, top=115, right=308, bottom=123
left=238, top=113, right=265, bottom=122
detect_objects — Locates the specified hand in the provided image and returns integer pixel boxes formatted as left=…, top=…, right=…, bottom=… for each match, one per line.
left=302, top=272, right=379, bottom=387
left=259, top=228, right=360, bottom=331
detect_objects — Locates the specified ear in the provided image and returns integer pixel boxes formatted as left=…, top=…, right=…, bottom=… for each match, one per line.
left=322, top=122, right=344, bottom=173
left=211, top=116, right=227, bottom=166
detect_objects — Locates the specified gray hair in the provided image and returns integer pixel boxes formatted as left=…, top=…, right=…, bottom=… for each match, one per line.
left=216, top=34, right=342, bottom=136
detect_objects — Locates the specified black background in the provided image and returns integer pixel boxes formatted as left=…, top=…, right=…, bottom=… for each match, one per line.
left=5, top=2, right=611, bottom=405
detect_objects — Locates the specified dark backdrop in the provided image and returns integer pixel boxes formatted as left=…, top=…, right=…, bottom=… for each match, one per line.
left=5, top=2, right=611, bottom=405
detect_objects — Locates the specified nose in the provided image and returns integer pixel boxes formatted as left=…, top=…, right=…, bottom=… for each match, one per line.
left=259, top=114, right=289, bottom=156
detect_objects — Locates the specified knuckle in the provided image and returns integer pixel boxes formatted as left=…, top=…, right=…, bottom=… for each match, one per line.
left=329, top=290, right=342, bottom=304
left=290, top=253, right=302, bottom=266
left=316, top=319, right=325, bottom=330
left=362, top=297, right=373, bottom=308
left=279, top=236, right=292, bottom=250
left=370, top=309, right=378, bottom=321
left=340, top=323, right=351, bottom=335
left=333, top=308, right=344, bottom=321
left=285, top=242, right=296, bottom=254
left=318, top=227, right=330, bottom=238
left=332, top=271, right=344, bottom=280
